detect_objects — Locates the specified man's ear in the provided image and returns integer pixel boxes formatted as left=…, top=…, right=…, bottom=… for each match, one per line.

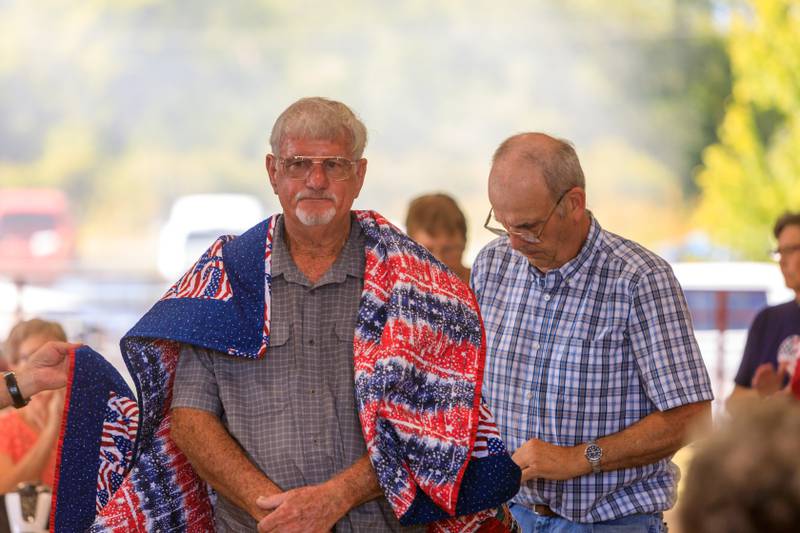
left=266, top=154, right=279, bottom=193
left=565, top=187, right=586, bottom=220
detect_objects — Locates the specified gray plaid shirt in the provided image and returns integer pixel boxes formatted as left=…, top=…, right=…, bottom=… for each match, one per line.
left=471, top=216, right=714, bottom=523
left=172, top=215, right=422, bottom=532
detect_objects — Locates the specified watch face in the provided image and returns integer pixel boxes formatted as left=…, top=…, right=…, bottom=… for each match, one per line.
left=586, top=443, right=602, bottom=462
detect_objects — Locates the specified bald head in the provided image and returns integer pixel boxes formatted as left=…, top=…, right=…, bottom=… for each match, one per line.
left=486, top=133, right=590, bottom=271
left=490, top=133, right=585, bottom=200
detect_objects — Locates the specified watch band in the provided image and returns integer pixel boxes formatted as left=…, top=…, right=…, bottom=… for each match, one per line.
left=3, top=371, right=30, bottom=409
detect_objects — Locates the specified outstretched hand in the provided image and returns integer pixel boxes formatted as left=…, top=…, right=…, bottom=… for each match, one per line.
left=18, top=341, right=81, bottom=398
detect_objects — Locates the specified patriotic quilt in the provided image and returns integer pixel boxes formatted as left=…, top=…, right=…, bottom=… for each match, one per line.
left=52, top=210, right=520, bottom=532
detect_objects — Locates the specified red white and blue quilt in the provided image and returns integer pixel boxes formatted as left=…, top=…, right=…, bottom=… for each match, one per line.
left=52, top=210, right=520, bottom=532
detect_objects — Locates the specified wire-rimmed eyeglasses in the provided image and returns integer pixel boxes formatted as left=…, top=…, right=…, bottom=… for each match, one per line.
left=483, top=189, right=571, bottom=244
left=274, top=155, right=359, bottom=181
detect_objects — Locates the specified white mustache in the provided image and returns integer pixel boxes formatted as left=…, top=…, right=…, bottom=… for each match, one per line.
left=295, top=191, right=337, bottom=202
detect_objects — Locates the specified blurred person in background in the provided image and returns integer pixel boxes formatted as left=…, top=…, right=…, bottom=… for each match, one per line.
left=0, top=319, right=67, bottom=494
left=727, top=212, right=800, bottom=414
left=679, top=397, right=800, bottom=533
left=405, top=193, right=471, bottom=282
left=472, top=132, right=714, bottom=532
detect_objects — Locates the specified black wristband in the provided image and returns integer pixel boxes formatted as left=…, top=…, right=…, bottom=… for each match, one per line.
left=3, top=371, right=30, bottom=409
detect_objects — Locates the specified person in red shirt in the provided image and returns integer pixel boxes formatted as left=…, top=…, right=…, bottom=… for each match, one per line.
left=0, top=319, right=67, bottom=494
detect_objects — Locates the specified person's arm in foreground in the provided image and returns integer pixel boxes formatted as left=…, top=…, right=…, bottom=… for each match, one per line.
left=1, top=341, right=74, bottom=410
left=255, top=453, right=383, bottom=533
left=512, top=400, right=711, bottom=480
left=170, top=407, right=282, bottom=521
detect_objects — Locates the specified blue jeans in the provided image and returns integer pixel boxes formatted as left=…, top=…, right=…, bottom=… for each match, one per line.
left=509, top=503, right=667, bottom=533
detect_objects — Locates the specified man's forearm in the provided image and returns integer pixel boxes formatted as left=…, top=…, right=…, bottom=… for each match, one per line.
left=325, top=454, right=384, bottom=511
left=587, top=400, right=712, bottom=474
left=255, top=453, right=384, bottom=532
left=170, top=407, right=281, bottom=520
left=513, top=400, right=712, bottom=480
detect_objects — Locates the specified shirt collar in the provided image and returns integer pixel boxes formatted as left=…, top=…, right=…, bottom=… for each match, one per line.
left=526, top=214, right=601, bottom=290
left=271, top=214, right=365, bottom=286
left=556, top=214, right=601, bottom=284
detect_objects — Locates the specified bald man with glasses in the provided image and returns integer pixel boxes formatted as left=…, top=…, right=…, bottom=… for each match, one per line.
left=471, top=132, right=714, bottom=532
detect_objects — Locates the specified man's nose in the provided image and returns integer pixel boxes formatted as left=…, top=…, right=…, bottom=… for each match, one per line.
left=507, top=234, right=527, bottom=251
left=305, top=162, right=330, bottom=189
left=509, top=232, right=537, bottom=248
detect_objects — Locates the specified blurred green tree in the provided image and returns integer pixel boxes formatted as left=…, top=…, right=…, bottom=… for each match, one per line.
left=694, top=0, right=800, bottom=259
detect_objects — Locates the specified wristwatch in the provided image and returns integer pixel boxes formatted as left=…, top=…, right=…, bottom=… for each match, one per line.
left=584, top=440, right=602, bottom=473
left=3, top=371, right=31, bottom=409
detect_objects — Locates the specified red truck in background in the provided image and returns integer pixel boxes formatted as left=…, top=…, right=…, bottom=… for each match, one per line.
left=0, top=188, right=75, bottom=282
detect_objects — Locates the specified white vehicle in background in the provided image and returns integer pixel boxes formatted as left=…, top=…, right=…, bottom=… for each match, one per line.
left=671, top=262, right=793, bottom=414
left=158, top=194, right=267, bottom=280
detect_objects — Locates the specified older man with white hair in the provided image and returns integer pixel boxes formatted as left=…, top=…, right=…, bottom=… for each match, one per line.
left=161, top=98, right=521, bottom=532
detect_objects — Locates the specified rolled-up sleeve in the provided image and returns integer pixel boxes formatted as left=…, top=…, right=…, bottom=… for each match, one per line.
left=628, top=268, right=715, bottom=411
left=171, top=344, right=223, bottom=417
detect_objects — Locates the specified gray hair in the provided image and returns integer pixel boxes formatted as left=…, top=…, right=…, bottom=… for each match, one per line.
left=492, top=133, right=585, bottom=199
left=269, top=97, right=368, bottom=158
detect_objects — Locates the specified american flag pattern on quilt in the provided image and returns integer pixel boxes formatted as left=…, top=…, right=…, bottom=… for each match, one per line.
left=96, top=392, right=139, bottom=512
left=161, top=234, right=235, bottom=301
left=472, top=402, right=505, bottom=459
left=66, top=210, right=516, bottom=533
left=90, top=340, right=215, bottom=532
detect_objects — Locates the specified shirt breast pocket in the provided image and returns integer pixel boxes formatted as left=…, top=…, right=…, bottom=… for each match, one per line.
left=555, top=335, right=629, bottom=400
left=216, top=321, right=292, bottom=419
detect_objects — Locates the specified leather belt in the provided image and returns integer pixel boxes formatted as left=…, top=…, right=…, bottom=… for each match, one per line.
left=532, top=504, right=558, bottom=517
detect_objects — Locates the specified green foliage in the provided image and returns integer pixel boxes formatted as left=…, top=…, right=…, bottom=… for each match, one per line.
left=695, top=0, right=800, bottom=259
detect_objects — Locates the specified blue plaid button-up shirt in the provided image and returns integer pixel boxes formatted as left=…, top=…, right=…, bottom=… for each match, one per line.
left=471, top=216, right=713, bottom=523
